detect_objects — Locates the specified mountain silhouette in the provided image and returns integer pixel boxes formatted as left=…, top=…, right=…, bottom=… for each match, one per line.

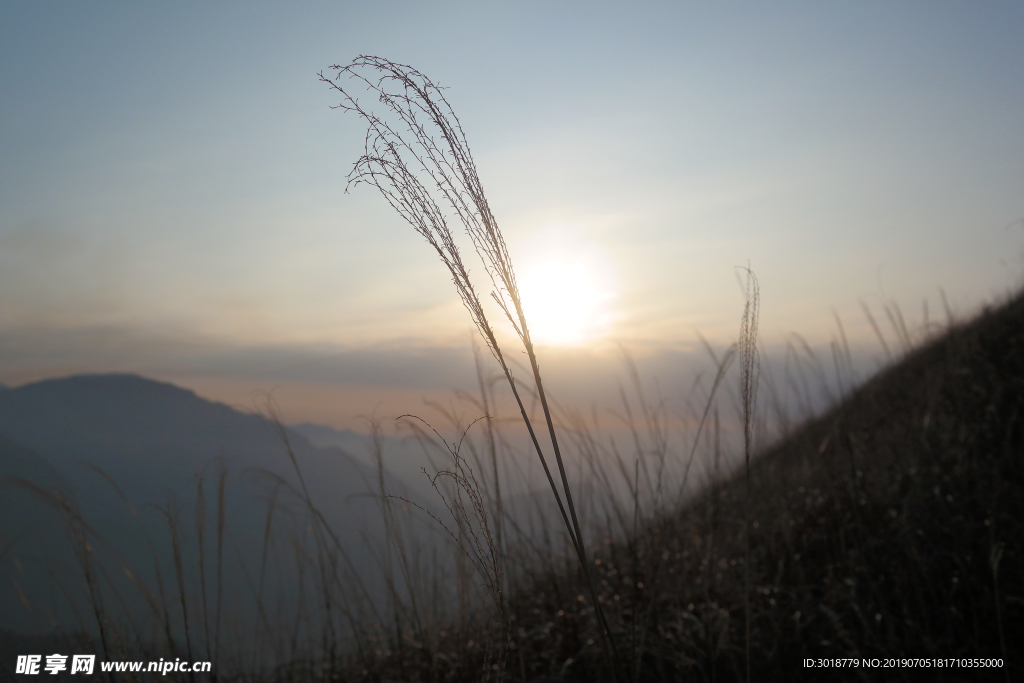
left=0, top=373, right=438, bottom=654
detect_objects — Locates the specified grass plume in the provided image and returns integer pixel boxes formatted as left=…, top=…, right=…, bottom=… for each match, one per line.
left=321, top=55, right=624, bottom=680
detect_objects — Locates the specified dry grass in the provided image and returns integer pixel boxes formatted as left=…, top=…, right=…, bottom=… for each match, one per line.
left=320, top=54, right=625, bottom=680
left=3, top=55, right=1021, bottom=683
left=5, top=286, right=1021, bottom=682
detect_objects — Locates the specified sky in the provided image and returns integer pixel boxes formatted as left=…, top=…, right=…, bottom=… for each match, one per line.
left=2, top=1, right=1023, bottom=431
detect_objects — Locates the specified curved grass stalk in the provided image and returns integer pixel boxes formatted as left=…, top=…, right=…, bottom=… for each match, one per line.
left=321, top=55, right=624, bottom=680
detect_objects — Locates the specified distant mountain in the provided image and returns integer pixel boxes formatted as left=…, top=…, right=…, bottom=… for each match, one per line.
left=1, top=374, right=315, bottom=486
left=291, top=422, right=370, bottom=453
left=0, top=373, right=440, bottom=649
left=0, top=373, right=429, bottom=497
left=290, top=421, right=431, bottom=475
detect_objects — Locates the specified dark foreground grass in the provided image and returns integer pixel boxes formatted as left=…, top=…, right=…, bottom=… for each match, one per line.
left=342, top=290, right=1024, bottom=683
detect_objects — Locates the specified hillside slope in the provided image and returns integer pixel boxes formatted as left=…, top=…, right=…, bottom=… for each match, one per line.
left=538, top=292, right=1022, bottom=681
left=350, top=291, right=1024, bottom=682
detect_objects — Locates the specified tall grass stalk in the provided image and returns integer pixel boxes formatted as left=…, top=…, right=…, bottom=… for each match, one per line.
left=472, top=337, right=506, bottom=604
left=212, top=460, right=227, bottom=672
left=158, top=494, right=195, bottom=681
left=194, top=475, right=211, bottom=668
left=262, top=400, right=384, bottom=673
left=322, top=55, right=624, bottom=680
left=738, top=266, right=760, bottom=683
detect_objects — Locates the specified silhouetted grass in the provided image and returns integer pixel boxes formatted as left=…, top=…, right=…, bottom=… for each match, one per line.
left=6, top=287, right=1021, bottom=683
left=4, top=55, right=1021, bottom=683
left=388, top=288, right=1021, bottom=683
left=320, top=55, right=625, bottom=680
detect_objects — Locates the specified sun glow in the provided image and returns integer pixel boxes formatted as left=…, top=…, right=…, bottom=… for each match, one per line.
left=516, top=258, right=615, bottom=346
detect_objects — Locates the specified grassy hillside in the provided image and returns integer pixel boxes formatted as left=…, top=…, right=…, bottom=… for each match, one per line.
left=3, top=291, right=1018, bottom=682
left=337, top=290, right=1023, bottom=683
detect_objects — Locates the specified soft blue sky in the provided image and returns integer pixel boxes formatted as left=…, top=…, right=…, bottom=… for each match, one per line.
left=2, top=1, right=1023, bottom=427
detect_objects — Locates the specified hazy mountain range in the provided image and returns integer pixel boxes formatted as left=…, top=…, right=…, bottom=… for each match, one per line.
left=0, top=373, right=442, bottom=650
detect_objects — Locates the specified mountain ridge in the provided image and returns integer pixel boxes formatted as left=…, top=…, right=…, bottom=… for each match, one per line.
left=0, top=372, right=439, bottom=645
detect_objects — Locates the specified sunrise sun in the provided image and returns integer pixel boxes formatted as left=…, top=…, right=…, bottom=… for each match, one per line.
left=516, top=257, right=615, bottom=347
